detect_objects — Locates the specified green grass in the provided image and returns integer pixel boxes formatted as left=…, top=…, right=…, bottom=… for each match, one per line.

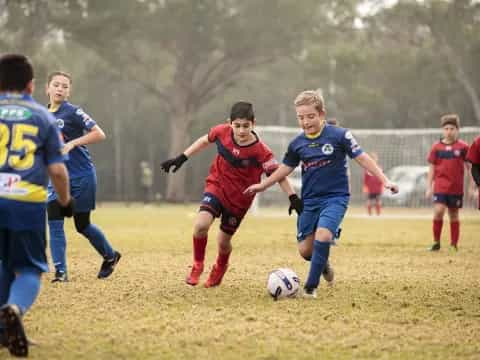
left=15, top=205, right=480, bottom=359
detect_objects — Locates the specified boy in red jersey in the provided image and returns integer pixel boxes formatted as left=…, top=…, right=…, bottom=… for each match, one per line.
left=466, top=136, right=480, bottom=209
left=161, top=102, right=301, bottom=287
left=363, top=152, right=383, bottom=215
left=426, top=114, right=471, bottom=251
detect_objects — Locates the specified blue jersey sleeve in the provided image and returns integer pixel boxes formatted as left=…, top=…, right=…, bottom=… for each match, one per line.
left=72, top=107, right=97, bottom=131
left=283, top=141, right=301, bottom=168
left=341, top=129, right=363, bottom=159
left=44, top=121, right=67, bottom=165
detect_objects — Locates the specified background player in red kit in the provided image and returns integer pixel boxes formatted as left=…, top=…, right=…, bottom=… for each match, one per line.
left=466, top=136, right=480, bottom=209
left=363, top=152, right=383, bottom=216
left=426, top=114, right=471, bottom=251
left=161, top=102, right=300, bottom=287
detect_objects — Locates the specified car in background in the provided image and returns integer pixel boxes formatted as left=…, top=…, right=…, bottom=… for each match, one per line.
left=382, top=165, right=430, bottom=207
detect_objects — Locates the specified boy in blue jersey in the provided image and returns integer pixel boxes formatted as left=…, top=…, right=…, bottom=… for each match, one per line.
left=46, top=72, right=121, bottom=282
left=245, top=90, right=398, bottom=298
left=0, top=54, right=73, bottom=357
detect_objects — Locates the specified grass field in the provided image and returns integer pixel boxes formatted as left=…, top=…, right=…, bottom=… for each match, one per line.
left=13, top=204, right=480, bottom=359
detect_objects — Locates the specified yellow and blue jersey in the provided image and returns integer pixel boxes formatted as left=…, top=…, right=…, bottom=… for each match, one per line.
left=49, top=101, right=96, bottom=178
left=0, top=93, right=65, bottom=230
left=283, top=124, right=363, bottom=204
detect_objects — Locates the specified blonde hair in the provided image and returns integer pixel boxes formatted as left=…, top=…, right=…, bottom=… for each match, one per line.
left=47, top=71, right=72, bottom=85
left=294, top=90, right=325, bottom=113
left=440, top=114, right=460, bottom=129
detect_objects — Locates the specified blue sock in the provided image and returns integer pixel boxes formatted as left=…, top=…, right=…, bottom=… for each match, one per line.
left=49, top=220, right=67, bottom=273
left=81, top=224, right=115, bottom=259
left=0, top=265, right=14, bottom=306
left=7, top=269, right=41, bottom=315
left=304, top=240, right=330, bottom=290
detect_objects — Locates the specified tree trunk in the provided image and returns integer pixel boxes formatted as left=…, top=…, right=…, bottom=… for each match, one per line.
left=165, top=109, right=192, bottom=202
left=441, top=41, right=480, bottom=125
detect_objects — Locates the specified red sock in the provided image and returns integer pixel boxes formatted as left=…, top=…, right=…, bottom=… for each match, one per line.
left=375, top=202, right=381, bottom=215
left=450, top=221, right=460, bottom=246
left=193, top=235, right=207, bottom=264
left=216, top=250, right=231, bottom=268
left=433, top=219, right=443, bottom=242
left=367, top=204, right=372, bottom=216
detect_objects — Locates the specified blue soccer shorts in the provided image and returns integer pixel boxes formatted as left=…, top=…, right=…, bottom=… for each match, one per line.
left=0, top=228, right=49, bottom=273
left=48, top=171, right=97, bottom=213
left=433, top=193, right=463, bottom=209
left=296, top=196, right=349, bottom=242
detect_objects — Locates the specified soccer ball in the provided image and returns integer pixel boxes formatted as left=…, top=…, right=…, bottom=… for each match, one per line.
left=267, top=268, right=300, bottom=300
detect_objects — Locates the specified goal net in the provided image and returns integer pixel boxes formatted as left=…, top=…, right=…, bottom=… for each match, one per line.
left=254, top=125, right=480, bottom=211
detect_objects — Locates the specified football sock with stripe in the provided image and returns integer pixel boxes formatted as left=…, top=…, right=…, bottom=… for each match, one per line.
left=7, top=269, right=41, bottom=314
left=193, top=235, right=208, bottom=264
left=49, top=220, right=67, bottom=273
left=433, top=219, right=443, bottom=242
left=304, top=240, right=330, bottom=290
left=450, top=221, right=459, bottom=246
left=81, top=224, right=115, bottom=259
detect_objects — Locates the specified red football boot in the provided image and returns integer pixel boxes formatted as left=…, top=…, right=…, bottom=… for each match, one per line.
left=186, top=262, right=204, bottom=286
left=204, top=264, right=228, bottom=288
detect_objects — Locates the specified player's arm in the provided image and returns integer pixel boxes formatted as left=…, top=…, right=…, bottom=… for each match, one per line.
left=464, top=161, right=476, bottom=197
left=354, top=153, right=398, bottom=193
left=63, top=125, right=106, bottom=155
left=161, top=135, right=211, bottom=173
left=47, top=163, right=74, bottom=216
left=277, top=177, right=303, bottom=215
left=244, top=164, right=294, bottom=194
left=425, top=164, right=434, bottom=198
left=472, top=163, right=480, bottom=187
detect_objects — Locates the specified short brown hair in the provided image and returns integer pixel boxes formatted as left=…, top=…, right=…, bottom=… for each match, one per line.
left=47, top=71, right=72, bottom=85
left=440, top=114, right=460, bottom=128
left=294, top=90, right=325, bottom=113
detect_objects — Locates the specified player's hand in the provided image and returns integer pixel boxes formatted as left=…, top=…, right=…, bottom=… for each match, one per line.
left=244, top=183, right=266, bottom=195
left=288, top=194, right=303, bottom=216
left=59, top=198, right=75, bottom=218
left=161, top=154, right=188, bottom=173
left=384, top=181, right=399, bottom=194
left=61, top=141, right=76, bottom=155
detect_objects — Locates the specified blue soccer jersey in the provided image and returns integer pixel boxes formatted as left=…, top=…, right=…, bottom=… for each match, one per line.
left=0, top=93, right=65, bottom=230
left=49, top=101, right=96, bottom=178
left=283, top=124, right=363, bottom=203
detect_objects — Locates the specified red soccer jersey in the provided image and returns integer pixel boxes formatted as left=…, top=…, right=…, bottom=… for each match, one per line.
left=363, top=169, right=383, bottom=194
left=205, top=124, right=279, bottom=215
left=427, top=140, right=469, bottom=195
left=466, top=136, right=480, bottom=165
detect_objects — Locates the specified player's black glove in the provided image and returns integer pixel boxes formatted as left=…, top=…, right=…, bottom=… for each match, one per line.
left=59, top=198, right=75, bottom=218
left=161, top=153, right=188, bottom=173
left=288, top=194, right=303, bottom=216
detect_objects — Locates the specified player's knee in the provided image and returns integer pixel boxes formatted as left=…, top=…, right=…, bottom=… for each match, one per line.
left=193, top=222, right=210, bottom=237
left=74, top=213, right=91, bottom=233
left=298, top=247, right=312, bottom=261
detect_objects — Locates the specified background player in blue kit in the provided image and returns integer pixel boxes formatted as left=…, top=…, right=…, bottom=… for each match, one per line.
left=245, top=90, right=398, bottom=298
left=46, top=71, right=121, bottom=282
left=0, top=54, right=73, bottom=357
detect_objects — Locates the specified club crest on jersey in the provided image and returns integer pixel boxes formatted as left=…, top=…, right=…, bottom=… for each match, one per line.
left=232, top=148, right=240, bottom=156
left=56, top=119, right=65, bottom=129
left=454, top=150, right=461, bottom=157
left=322, top=143, right=334, bottom=155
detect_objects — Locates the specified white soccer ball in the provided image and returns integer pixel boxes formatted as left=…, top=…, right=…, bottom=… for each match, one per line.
left=267, top=268, right=300, bottom=300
